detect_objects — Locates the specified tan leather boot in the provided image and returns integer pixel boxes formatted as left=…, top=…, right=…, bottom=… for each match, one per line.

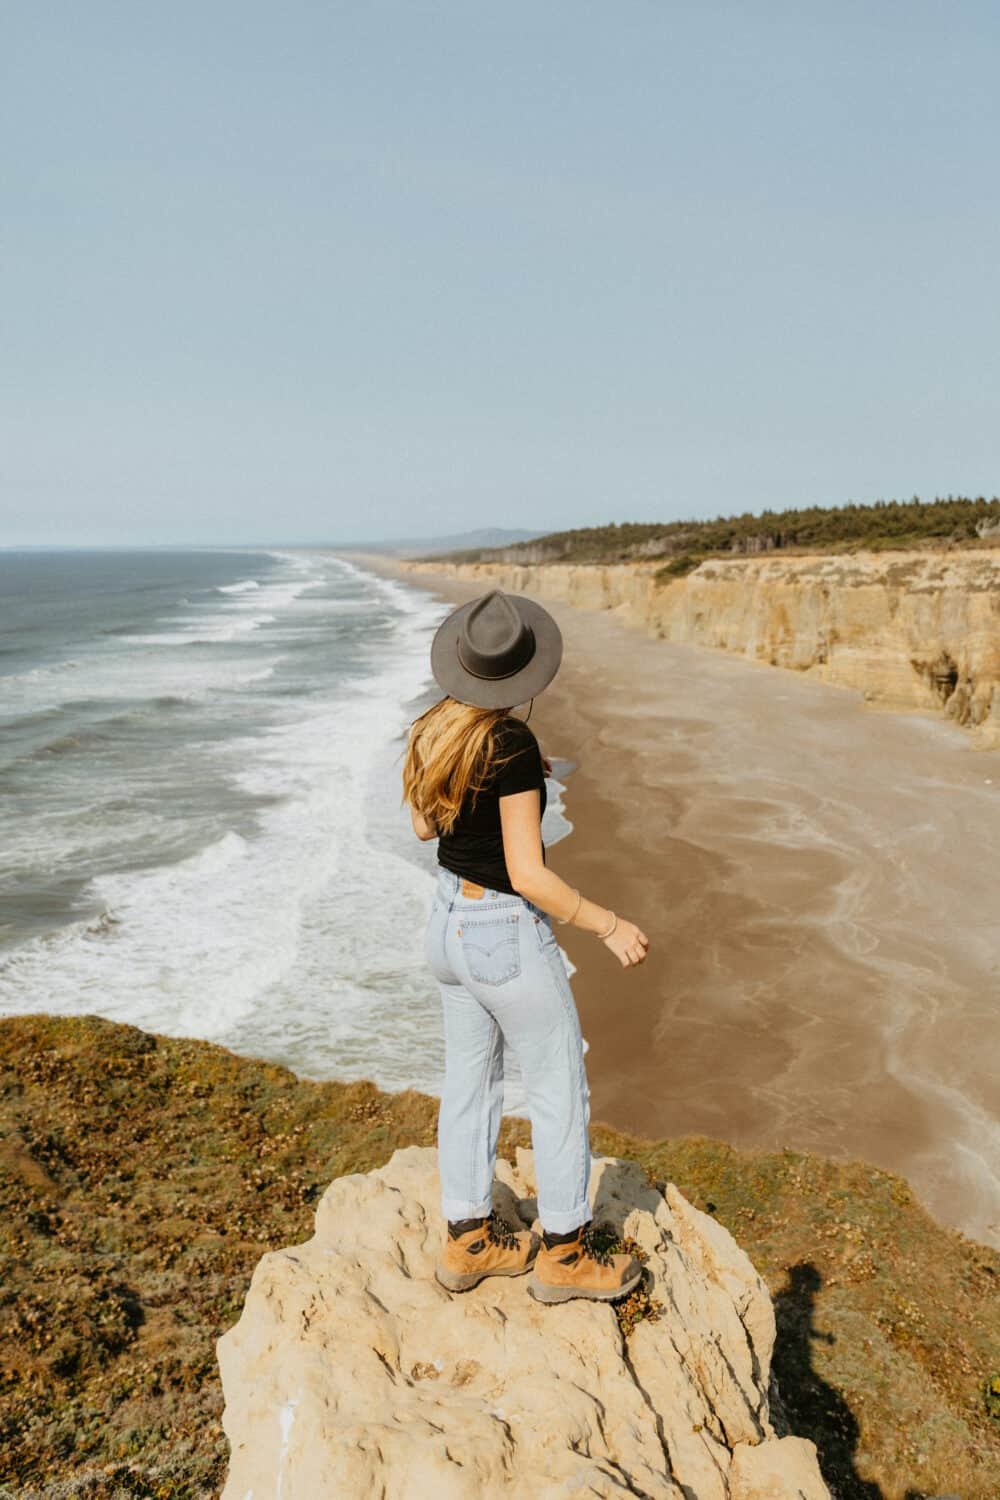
left=527, top=1222, right=643, bottom=1304
left=435, top=1210, right=541, bottom=1292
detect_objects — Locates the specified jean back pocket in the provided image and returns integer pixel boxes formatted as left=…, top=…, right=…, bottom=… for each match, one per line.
left=458, top=911, right=521, bottom=987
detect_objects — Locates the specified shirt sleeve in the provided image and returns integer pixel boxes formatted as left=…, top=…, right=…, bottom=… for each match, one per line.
left=493, top=719, right=546, bottom=799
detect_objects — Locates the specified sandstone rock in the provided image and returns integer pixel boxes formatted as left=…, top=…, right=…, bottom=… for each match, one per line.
left=218, top=1145, right=830, bottom=1498
left=401, top=550, right=1000, bottom=747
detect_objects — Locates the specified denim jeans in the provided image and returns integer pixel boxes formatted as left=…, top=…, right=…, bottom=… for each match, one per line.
left=425, top=866, right=593, bottom=1234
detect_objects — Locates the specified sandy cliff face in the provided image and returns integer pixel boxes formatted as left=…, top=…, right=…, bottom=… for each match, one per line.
left=401, top=550, right=1000, bottom=747
left=218, top=1145, right=830, bottom=1499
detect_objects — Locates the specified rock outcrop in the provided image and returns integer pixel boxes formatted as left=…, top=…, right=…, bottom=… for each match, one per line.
left=399, top=550, right=1000, bottom=747
left=218, top=1145, right=829, bottom=1498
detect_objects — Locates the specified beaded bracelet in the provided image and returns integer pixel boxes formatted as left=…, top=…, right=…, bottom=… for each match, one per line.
left=558, top=887, right=583, bottom=926
left=597, top=911, right=618, bottom=940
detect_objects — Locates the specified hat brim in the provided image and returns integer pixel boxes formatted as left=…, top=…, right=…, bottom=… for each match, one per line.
left=430, top=593, right=563, bottom=709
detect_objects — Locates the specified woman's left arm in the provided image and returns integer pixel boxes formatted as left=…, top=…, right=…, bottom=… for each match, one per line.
left=409, top=806, right=438, bottom=841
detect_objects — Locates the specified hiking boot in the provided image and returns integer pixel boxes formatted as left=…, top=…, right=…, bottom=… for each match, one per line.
left=527, top=1221, right=643, bottom=1304
left=434, top=1209, right=541, bottom=1293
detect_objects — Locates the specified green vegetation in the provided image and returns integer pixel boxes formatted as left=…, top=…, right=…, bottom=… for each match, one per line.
left=421, top=494, right=1000, bottom=574
left=1, top=1015, right=998, bottom=1498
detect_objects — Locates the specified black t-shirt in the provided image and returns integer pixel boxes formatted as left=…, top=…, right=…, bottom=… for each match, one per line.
left=436, top=716, right=547, bottom=896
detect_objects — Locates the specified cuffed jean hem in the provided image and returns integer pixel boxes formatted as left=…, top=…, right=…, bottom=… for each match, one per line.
left=441, top=1194, right=494, bottom=1222
left=538, top=1202, right=594, bottom=1235
left=441, top=1196, right=593, bottom=1234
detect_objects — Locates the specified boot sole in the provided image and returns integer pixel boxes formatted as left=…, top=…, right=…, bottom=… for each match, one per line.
left=434, top=1259, right=537, bottom=1293
left=526, top=1264, right=644, bottom=1305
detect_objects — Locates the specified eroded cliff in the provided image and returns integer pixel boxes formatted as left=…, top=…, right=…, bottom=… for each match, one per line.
left=400, top=550, right=1000, bottom=747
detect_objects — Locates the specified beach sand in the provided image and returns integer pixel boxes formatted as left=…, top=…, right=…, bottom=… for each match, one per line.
left=348, top=552, right=1000, bottom=1249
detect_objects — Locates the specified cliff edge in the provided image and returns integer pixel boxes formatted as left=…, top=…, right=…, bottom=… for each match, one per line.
left=217, top=1144, right=829, bottom=1498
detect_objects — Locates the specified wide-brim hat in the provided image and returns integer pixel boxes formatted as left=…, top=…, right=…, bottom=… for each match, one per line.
left=430, top=588, right=563, bottom=709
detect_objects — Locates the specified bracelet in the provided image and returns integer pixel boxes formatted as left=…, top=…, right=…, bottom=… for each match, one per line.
left=558, top=888, right=583, bottom=926
left=597, top=911, right=618, bottom=940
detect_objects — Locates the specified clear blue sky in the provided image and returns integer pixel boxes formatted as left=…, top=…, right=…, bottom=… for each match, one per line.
left=3, top=2, right=998, bottom=547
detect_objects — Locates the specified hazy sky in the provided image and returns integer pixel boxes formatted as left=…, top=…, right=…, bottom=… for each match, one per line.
left=4, top=2, right=998, bottom=547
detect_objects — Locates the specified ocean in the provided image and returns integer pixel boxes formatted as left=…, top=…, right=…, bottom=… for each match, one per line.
left=0, top=547, right=574, bottom=1115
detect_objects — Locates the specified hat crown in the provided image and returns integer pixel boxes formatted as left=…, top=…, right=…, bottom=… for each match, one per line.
left=457, top=590, right=536, bottom=681
left=429, top=586, right=562, bottom=708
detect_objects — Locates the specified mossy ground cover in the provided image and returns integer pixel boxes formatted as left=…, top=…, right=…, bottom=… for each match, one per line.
left=1, top=1015, right=997, bottom=1499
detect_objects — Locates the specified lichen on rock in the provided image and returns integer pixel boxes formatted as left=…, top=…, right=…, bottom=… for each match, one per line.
left=217, top=1145, right=829, bottom=1498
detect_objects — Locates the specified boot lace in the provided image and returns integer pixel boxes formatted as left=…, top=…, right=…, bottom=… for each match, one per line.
left=484, top=1210, right=521, bottom=1250
left=579, top=1222, right=614, bottom=1267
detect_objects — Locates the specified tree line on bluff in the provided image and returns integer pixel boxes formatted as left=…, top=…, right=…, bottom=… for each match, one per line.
left=427, top=494, right=1000, bottom=577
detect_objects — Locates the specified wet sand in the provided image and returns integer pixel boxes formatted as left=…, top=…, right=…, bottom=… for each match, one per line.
left=349, top=552, right=1000, bottom=1249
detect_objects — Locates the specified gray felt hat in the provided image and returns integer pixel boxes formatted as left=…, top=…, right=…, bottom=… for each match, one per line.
left=430, top=588, right=563, bottom=709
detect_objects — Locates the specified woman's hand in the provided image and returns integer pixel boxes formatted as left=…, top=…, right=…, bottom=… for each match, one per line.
left=602, top=916, right=649, bottom=968
left=540, top=750, right=553, bottom=776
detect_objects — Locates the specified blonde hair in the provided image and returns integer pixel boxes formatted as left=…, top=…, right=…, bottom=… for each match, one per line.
left=401, top=697, right=523, bottom=836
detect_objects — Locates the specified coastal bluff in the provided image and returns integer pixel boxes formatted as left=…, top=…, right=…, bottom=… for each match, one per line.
left=217, top=1144, right=829, bottom=1498
left=396, top=549, right=1000, bottom=747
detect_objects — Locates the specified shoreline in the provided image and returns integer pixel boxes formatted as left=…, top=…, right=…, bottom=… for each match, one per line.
left=340, top=549, right=1000, bottom=1251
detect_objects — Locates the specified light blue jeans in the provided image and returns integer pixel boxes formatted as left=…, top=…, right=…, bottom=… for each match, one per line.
left=425, top=865, right=593, bottom=1234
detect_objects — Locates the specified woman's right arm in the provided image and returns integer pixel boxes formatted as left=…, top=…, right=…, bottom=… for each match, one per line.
left=500, top=790, right=649, bottom=969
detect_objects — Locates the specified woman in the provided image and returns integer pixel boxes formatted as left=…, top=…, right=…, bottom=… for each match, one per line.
left=402, top=588, right=649, bottom=1305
